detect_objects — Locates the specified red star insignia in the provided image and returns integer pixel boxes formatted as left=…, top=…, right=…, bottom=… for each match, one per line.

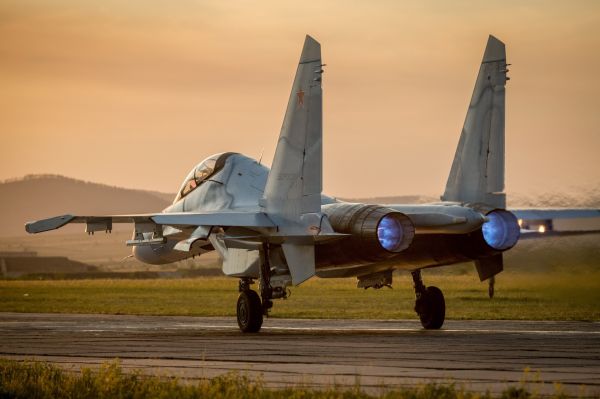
left=296, top=89, right=305, bottom=108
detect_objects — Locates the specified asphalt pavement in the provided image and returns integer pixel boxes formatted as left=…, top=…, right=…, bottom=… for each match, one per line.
left=1, top=313, right=598, bottom=396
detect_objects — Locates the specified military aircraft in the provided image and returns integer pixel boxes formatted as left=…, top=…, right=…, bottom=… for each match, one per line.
left=26, top=35, right=599, bottom=333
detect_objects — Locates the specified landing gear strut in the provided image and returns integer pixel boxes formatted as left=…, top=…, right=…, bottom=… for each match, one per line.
left=259, top=242, right=274, bottom=315
left=411, top=270, right=445, bottom=329
left=236, top=242, right=274, bottom=333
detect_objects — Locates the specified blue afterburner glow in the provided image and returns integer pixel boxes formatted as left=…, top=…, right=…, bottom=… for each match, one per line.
left=482, top=210, right=520, bottom=250
left=377, top=215, right=404, bottom=252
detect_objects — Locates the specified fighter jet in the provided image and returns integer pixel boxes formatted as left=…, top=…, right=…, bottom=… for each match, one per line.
left=26, top=35, right=600, bottom=332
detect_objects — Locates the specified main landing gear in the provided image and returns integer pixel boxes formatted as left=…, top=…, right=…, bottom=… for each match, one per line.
left=411, top=270, right=445, bottom=329
left=236, top=279, right=263, bottom=333
left=236, top=243, right=279, bottom=333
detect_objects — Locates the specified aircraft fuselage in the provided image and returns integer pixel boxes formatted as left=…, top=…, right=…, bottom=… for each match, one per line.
left=133, top=152, right=518, bottom=281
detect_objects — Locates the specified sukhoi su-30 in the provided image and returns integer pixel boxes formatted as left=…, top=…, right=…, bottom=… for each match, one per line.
left=26, top=35, right=600, bottom=332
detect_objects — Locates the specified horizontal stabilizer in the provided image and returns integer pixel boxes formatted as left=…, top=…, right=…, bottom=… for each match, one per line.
left=514, top=208, right=600, bottom=238
left=511, top=209, right=600, bottom=220
left=519, top=229, right=600, bottom=239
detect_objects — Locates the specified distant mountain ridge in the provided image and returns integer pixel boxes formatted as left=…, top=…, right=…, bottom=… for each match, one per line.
left=1, top=174, right=598, bottom=237
left=1, top=174, right=176, bottom=203
left=0, top=175, right=175, bottom=237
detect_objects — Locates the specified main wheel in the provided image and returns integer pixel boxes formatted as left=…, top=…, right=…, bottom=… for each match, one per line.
left=237, top=290, right=263, bottom=333
left=416, top=286, right=445, bottom=329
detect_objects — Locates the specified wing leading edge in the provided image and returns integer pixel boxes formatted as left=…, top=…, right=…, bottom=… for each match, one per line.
left=25, top=211, right=276, bottom=234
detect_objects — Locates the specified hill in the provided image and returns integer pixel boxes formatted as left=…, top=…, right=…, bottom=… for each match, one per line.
left=0, top=175, right=175, bottom=237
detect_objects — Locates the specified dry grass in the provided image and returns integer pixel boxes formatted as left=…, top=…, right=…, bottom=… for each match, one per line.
left=0, top=359, right=572, bottom=399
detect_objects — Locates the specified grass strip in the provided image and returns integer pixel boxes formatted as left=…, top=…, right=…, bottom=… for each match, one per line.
left=0, top=359, right=573, bottom=399
left=0, top=271, right=598, bottom=320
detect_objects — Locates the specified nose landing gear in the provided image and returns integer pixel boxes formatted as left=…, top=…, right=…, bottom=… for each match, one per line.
left=411, top=270, right=445, bottom=329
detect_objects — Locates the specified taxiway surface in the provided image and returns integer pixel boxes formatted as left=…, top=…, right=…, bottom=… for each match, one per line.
left=1, top=313, right=598, bottom=395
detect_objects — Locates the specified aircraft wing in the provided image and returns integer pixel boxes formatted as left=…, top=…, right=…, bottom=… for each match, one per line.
left=510, top=208, right=600, bottom=237
left=511, top=208, right=600, bottom=220
left=25, top=211, right=276, bottom=234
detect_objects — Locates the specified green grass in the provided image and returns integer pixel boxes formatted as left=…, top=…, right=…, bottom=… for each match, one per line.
left=1, top=269, right=599, bottom=320
left=0, top=359, right=572, bottom=399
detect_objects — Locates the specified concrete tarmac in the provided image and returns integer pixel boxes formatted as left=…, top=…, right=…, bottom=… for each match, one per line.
left=1, top=313, right=599, bottom=396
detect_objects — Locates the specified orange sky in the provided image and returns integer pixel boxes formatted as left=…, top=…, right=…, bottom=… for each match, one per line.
left=1, top=1, right=599, bottom=198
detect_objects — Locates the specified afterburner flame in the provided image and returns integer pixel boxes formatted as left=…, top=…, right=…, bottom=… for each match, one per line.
left=481, top=210, right=520, bottom=251
left=377, top=215, right=404, bottom=252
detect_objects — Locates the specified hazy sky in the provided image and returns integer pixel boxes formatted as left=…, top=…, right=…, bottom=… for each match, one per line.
left=1, top=0, right=599, bottom=198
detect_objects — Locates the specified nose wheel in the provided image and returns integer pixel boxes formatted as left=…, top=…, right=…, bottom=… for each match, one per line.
left=411, top=270, right=445, bottom=329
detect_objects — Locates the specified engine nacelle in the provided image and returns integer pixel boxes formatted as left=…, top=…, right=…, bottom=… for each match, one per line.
left=459, top=207, right=520, bottom=258
left=319, top=203, right=415, bottom=264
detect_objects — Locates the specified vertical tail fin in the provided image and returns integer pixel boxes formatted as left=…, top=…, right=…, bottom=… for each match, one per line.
left=442, top=35, right=508, bottom=209
left=262, top=35, right=323, bottom=285
left=263, top=35, right=323, bottom=222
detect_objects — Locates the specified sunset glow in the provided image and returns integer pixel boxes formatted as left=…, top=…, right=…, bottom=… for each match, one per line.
left=1, top=1, right=599, bottom=197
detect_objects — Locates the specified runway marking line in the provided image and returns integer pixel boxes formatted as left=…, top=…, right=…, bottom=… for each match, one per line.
left=68, top=324, right=600, bottom=335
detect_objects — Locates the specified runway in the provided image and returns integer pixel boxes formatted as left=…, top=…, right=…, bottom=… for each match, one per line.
left=1, top=313, right=599, bottom=396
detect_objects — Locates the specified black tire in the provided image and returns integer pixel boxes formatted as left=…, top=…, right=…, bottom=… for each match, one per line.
left=237, top=290, right=263, bottom=333
left=417, top=286, right=445, bottom=329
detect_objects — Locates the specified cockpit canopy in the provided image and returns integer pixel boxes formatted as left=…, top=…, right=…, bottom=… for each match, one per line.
left=174, top=152, right=238, bottom=203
